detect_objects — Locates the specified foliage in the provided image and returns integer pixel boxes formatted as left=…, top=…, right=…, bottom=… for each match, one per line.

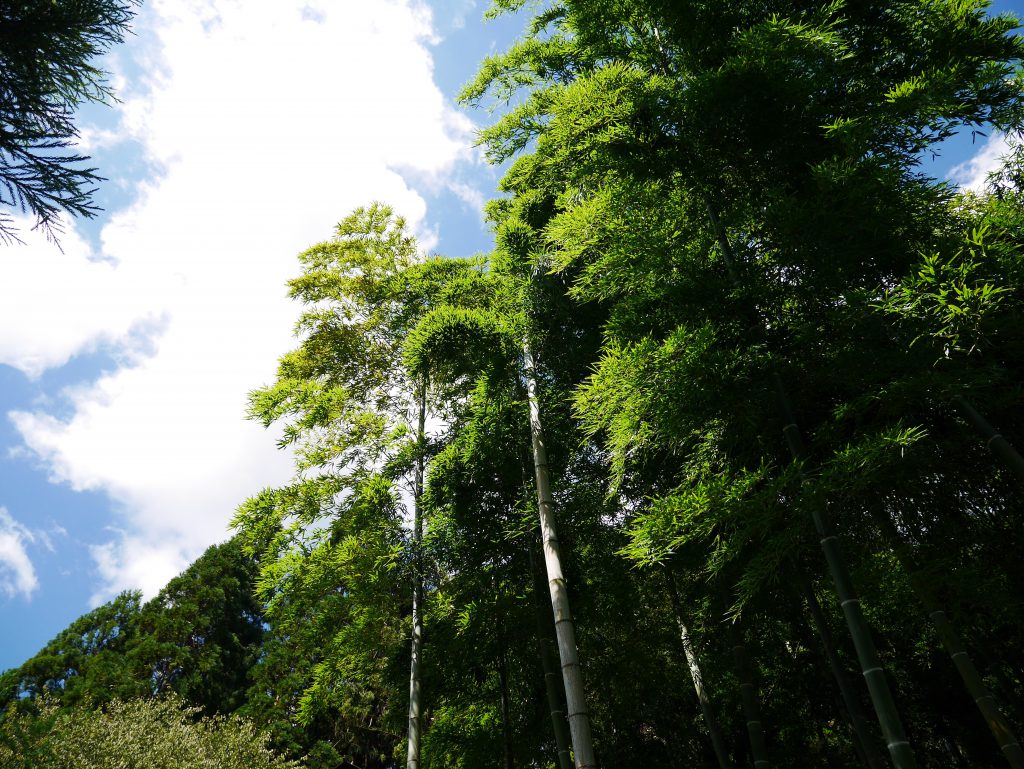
left=0, top=0, right=138, bottom=242
left=0, top=538, right=263, bottom=715
left=0, top=697, right=300, bottom=769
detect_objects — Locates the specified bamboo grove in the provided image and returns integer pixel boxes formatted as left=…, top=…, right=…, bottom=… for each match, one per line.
left=3, top=1, right=1024, bottom=768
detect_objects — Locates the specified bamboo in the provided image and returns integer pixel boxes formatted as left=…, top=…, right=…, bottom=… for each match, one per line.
left=665, top=570, right=733, bottom=769
left=771, top=372, right=918, bottom=769
left=524, top=342, right=598, bottom=769
left=722, top=602, right=771, bottom=769
left=705, top=197, right=918, bottom=769
left=530, top=542, right=575, bottom=769
left=498, top=640, right=515, bottom=769
left=953, top=396, right=1024, bottom=485
left=406, top=375, right=427, bottom=769
left=872, top=510, right=1024, bottom=769
left=800, top=578, right=886, bottom=769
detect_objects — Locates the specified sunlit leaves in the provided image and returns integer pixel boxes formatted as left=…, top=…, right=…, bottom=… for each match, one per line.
left=880, top=225, right=1012, bottom=359
left=0, top=697, right=298, bottom=769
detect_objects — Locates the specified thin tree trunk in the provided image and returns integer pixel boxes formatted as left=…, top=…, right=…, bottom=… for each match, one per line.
left=665, top=570, right=733, bottom=769
left=871, top=509, right=1024, bottom=769
left=771, top=372, right=918, bottom=769
left=406, top=375, right=427, bottom=769
left=722, top=603, right=771, bottom=769
left=953, top=395, right=1024, bottom=484
left=498, top=640, right=515, bottom=769
left=530, top=542, right=575, bottom=769
left=800, top=577, right=886, bottom=769
left=524, top=341, right=598, bottom=769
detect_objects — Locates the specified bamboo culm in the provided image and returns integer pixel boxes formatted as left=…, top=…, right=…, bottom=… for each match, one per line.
left=524, top=342, right=598, bottom=769
left=723, top=605, right=771, bottom=769
left=665, top=570, right=733, bottom=769
left=498, top=640, right=515, bottom=769
left=800, top=578, right=886, bottom=769
left=406, top=375, right=427, bottom=769
left=705, top=200, right=918, bottom=769
left=771, top=372, right=918, bottom=769
left=530, top=542, right=574, bottom=769
left=953, top=396, right=1024, bottom=485
left=872, top=509, right=1024, bottom=769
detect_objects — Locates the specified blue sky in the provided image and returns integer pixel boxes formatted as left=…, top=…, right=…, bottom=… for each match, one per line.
left=0, top=0, right=1020, bottom=674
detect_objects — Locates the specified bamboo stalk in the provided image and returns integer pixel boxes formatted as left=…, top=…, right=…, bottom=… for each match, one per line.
left=498, top=640, right=515, bottom=769
left=705, top=198, right=918, bottom=769
left=524, top=342, right=598, bottom=769
left=800, top=577, right=886, bottom=769
left=530, top=543, right=574, bottom=769
left=406, top=375, right=427, bottom=769
left=771, top=372, right=918, bottom=769
left=872, top=510, right=1024, bottom=769
left=953, top=396, right=1024, bottom=485
left=665, top=570, right=733, bottom=769
left=724, top=610, right=771, bottom=769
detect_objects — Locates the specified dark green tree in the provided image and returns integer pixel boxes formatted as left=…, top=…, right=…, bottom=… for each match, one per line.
left=0, top=537, right=263, bottom=717
left=0, top=591, right=140, bottom=708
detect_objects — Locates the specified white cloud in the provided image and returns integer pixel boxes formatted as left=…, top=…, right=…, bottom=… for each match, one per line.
left=0, top=509, right=40, bottom=600
left=949, top=132, right=1013, bottom=192
left=5, top=0, right=476, bottom=602
left=89, top=535, right=192, bottom=606
left=0, top=217, right=162, bottom=378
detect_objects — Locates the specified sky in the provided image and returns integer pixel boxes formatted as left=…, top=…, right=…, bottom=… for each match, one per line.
left=0, top=0, right=1021, bottom=673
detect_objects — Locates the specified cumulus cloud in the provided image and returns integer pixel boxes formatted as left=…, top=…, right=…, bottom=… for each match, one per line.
left=6, top=0, right=476, bottom=602
left=0, top=217, right=161, bottom=377
left=949, top=132, right=1013, bottom=192
left=0, top=509, right=40, bottom=600
left=89, top=535, right=193, bottom=606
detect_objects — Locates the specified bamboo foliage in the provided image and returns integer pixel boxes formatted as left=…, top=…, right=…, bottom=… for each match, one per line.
left=207, top=2, right=1024, bottom=768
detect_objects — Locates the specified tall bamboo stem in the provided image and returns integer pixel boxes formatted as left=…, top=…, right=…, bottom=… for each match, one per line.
left=953, top=396, right=1024, bottom=484
left=524, top=342, right=598, bottom=769
left=498, top=639, right=515, bottom=769
left=530, top=542, right=575, bottom=769
left=722, top=602, right=771, bottom=769
left=872, top=510, right=1024, bottom=769
left=705, top=198, right=918, bottom=768
left=800, top=578, right=886, bottom=769
left=406, top=375, right=427, bottom=769
left=665, top=571, right=733, bottom=769
left=772, top=372, right=918, bottom=769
